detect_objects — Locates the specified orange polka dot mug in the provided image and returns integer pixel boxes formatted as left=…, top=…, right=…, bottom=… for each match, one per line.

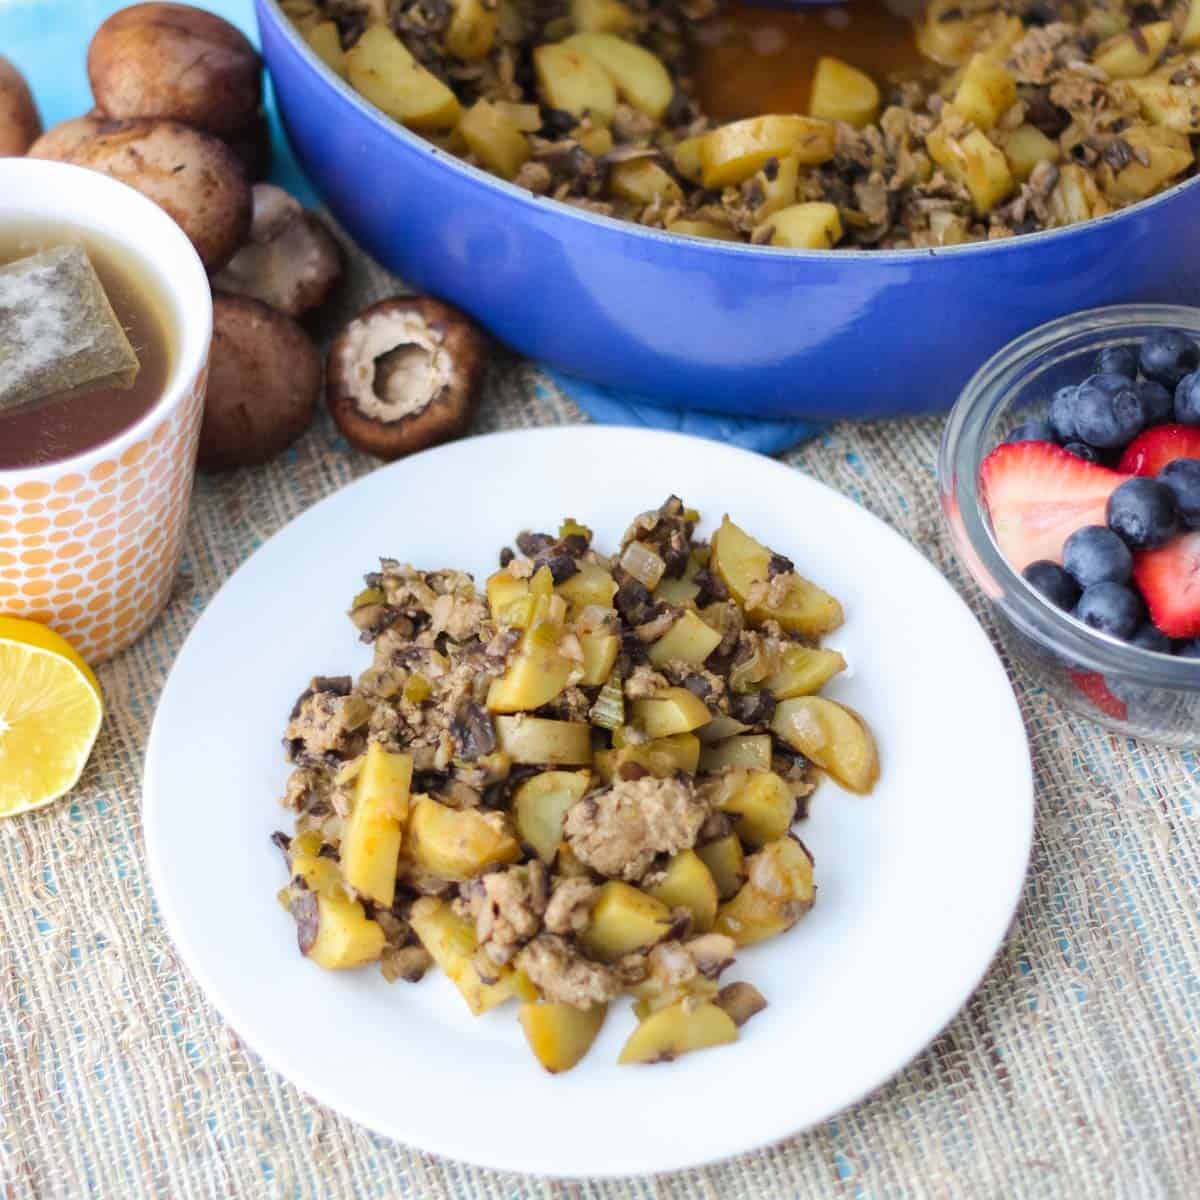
left=0, top=160, right=212, bottom=663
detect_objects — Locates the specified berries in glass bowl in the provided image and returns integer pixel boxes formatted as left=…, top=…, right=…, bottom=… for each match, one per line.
left=940, top=307, right=1200, bottom=745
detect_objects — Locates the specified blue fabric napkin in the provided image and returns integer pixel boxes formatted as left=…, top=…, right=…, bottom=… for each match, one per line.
left=541, top=372, right=821, bottom=454
left=8, top=0, right=821, bottom=455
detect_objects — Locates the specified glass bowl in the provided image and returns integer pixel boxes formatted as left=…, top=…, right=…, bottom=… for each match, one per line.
left=939, top=304, right=1200, bottom=747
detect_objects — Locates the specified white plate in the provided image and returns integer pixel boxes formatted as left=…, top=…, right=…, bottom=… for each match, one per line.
left=144, top=427, right=1032, bottom=1178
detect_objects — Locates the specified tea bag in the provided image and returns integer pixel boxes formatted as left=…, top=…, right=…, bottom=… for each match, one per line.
left=0, top=244, right=140, bottom=413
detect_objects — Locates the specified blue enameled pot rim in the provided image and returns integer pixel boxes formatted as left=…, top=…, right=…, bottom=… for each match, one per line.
left=258, top=0, right=1200, bottom=265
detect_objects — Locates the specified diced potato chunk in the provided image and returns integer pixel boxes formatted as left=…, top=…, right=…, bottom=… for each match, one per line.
left=340, top=744, right=412, bottom=907
left=618, top=999, right=738, bottom=1064
left=769, top=202, right=842, bottom=249
left=579, top=631, right=620, bottom=686
left=1097, top=123, right=1192, bottom=202
left=594, top=732, right=700, bottom=782
left=810, top=56, right=879, bottom=128
left=1001, top=123, right=1061, bottom=181
left=1183, top=0, right=1200, bottom=49
left=700, top=116, right=835, bottom=188
left=460, top=99, right=531, bottom=179
left=410, top=897, right=534, bottom=1015
left=534, top=42, right=617, bottom=126
left=926, top=124, right=1014, bottom=214
left=290, top=833, right=345, bottom=899
left=696, top=833, right=745, bottom=900
left=765, top=644, right=846, bottom=699
left=445, top=0, right=498, bottom=62
left=653, top=547, right=707, bottom=605
left=610, top=158, right=683, bottom=206
left=305, top=21, right=347, bottom=78
left=303, top=892, right=387, bottom=969
left=579, top=881, right=673, bottom=961
left=407, top=795, right=521, bottom=881
left=1093, top=21, right=1171, bottom=80
left=771, top=696, right=879, bottom=794
left=577, top=126, right=613, bottom=156
left=487, top=622, right=575, bottom=712
left=698, top=734, right=772, bottom=773
left=916, top=2, right=1022, bottom=67
left=495, top=716, right=593, bottom=765
left=645, top=849, right=718, bottom=932
left=564, top=33, right=673, bottom=121
left=952, top=54, right=1016, bottom=131
left=1124, top=69, right=1200, bottom=133
left=556, top=560, right=617, bottom=615
left=715, top=837, right=815, bottom=946
left=493, top=101, right=542, bottom=131
left=571, top=0, right=635, bottom=33
left=710, top=516, right=843, bottom=636
left=630, top=686, right=712, bottom=737
left=672, top=135, right=705, bottom=183
left=346, top=25, right=462, bottom=131
left=647, top=609, right=722, bottom=667
left=519, top=1002, right=607, bottom=1072
left=514, top=770, right=590, bottom=862
left=486, top=569, right=529, bottom=619
left=718, top=770, right=795, bottom=847
left=696, top=714, right=750, bottom=744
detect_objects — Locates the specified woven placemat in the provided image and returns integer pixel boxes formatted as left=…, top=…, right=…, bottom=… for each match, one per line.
left=1, top=245, right=1198, bottom=1199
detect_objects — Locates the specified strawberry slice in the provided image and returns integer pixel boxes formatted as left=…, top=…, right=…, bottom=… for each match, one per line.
left=1117, top=424, right=1200, bottom=476
left=980, top=442, right=1129, bottom=571
left=1132, top=531, right=1200, bottom=637
left=1067, top=670, right=1128, bottom=721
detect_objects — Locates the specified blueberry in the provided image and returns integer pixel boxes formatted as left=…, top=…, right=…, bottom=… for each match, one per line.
left=1095, top=345, right=1138, bottom=379
left=1175, top=371, right=1200, bottom=426
left=1137, top=379, right=1174, bottom=427
left=1073, top=378, right=1145, bottom=448
left=1129, top=623, right=1173, bottom=654
left=1106, top=477, right=1180, bottom=549
left=1088, top=372, right=1136, bottom=397
left=1159, top=458, right=1200, bottom=528
left=1063, top=441, right=1100, bottom=462
left=1005, top=420, right=1058, bottom=444
left=1048, top=386, right=1078, bottom=441
left=1063, top=524, right=1133, bottom=587
left=1178, top=639, right=1200, bottom=659
left=1140, top=330, right=1199, bottom=388
left=1074, top=582, right=1145, bottom=640
left=1022, top=560, right=1081, bottom=610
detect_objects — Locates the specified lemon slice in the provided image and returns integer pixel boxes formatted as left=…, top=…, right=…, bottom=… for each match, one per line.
left=0, top=617, right=103, bottom=817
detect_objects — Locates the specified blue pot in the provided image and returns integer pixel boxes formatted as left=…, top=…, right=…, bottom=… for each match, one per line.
left=256, top=0, right=1200, bottom=419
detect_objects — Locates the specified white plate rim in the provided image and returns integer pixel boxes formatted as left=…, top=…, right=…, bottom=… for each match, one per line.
left=143, top=426, right=1033, bottom=1178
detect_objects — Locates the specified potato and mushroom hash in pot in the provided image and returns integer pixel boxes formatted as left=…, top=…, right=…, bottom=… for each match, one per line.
left=284, top=0, right=1200, bottom=249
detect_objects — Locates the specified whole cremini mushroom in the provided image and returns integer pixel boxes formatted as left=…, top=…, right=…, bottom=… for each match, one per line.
left=198, top=294, right=322, bottom=471
left=54, top=117, right=251, bottom=271
left=225, top=109, right=272, bottom=181
left=88, top=2, right=261, bottom=139
left=0, top=56, right=41, bottom=156
left=326, top=297, right=489, bottom=461
left=211, top=184, right=342, bottom=318
left=26, top=111, right=106, bottom=161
